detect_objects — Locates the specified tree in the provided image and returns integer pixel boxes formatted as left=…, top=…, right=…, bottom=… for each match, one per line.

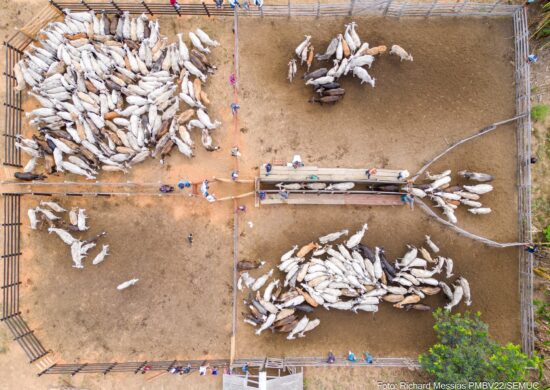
left=419, top=309, right=540, bottom=383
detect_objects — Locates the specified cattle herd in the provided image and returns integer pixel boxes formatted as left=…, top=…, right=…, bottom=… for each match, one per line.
left=27, top=201, right=109, bottom=269
left=287, top=22, right=413, bottom=105
left=408, top=169, right=494, bottom=224
left=239, top=224, right=470, bottom=340
left=13, top=10, right=221, bottom=181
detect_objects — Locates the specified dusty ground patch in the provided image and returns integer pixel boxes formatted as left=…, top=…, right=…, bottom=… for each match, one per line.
left=237, top=16, right=516, bottom=175
left=20, top=194, right=233, bottom=362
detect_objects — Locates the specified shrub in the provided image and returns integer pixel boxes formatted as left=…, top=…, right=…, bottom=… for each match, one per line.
left=544, top=225, right=550, bottom=242
left=531, top=104, right=549, bottom=122
left=419, top=309, right=540, bottom=383
left=533, top=1, right=550, bottom=41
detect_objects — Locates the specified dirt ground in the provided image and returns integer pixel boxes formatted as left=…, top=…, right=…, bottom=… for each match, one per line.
left=237, top=17, right=516, bottom=175
left=20, top=194, right=234, bottom=362
left=0, top=1, right=532, bottom=389
left=303, top=366, right=429, bottom=390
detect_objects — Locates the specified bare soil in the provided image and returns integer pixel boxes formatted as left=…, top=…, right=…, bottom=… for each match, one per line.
left=20, top=194, right=234, bottom=362
left=237, top=16, right=516, bottom=176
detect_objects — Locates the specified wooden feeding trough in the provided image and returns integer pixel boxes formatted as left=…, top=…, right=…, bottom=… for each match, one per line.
left=256, top=165, right=408, bottom=206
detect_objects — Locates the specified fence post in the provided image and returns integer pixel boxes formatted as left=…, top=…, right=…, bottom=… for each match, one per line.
left=49, top=0, right=63, bottom=13
left=287, top=0, right=291, bottom=18
left=103, top=362, right=118, bottom=375
left=398, top=1, right=407, bottom=17
left=81, top=0, right=92, bottom=11
left=172, top=3, right=182, bottom=16
left=489, top=0, right=502, bottom=13
left=458, top=0, right=468, bottom=14
left=141, top=1, right=153, bottom=16
left=383, top=0, right=393, bottom=15
left=38, top=363, right=56, bottom=376
left=111, top=0, right=122, bottom=14
left=316, top=0, right=320, bottom=18
left=202, top=1, right=211, bottom=17
left=72, top=363, right=88, bottom=376
left=349, top=0, right=356, bottom=16
left=134, top=361, right=148, bottom=374
left=426, top=0, right=437, bottom=16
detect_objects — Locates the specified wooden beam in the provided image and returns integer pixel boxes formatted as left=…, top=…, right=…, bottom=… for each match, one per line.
left=259, top=165, right=407, bottom=184
left=261, top=193, right=404, bottom=206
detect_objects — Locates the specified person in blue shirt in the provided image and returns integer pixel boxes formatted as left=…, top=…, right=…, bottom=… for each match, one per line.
left=177, top=180, right=191, bottom=190
left=364, top=352, right=373, bottom=364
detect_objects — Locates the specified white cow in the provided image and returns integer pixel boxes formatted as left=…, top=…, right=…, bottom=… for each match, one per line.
left=117, top=278, right=139, bottom=290
left=352, top=67, right=375, bottom=87
left=390, top=45, right=413, bottom=62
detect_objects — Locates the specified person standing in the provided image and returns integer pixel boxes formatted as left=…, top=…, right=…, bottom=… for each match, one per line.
left=265, top=163, right=272, bottom=176
left=170, top=0, right=181, bottom=11
left=177, top=179, right=191, bottom=190
left=159, top=184, right=174, bottom=193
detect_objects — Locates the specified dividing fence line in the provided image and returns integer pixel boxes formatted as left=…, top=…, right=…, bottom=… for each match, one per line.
left=38, top=356, right=419, bottom=376
left=416, top=200, right=525, bottom=248
left=512, top=7, right=534, bottom=358
left=46, top=0, right=517, bottom=17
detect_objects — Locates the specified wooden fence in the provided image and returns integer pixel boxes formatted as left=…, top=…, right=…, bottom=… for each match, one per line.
left=47, top=0, right=517, bottom=17
left=512, top=7, right=534, bottom=358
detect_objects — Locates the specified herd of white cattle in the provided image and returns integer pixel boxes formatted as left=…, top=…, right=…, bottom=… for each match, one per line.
left=27, top=200, right=138, bottom=291
left=288, top=22, right=413, bottom=104
left=27, top=200, right=109, bottom=268
left=239, top=224, right=470, bottom=340
left=408, top=170, right=494, bottom=224
left=14, top=10, right=221, bottom=181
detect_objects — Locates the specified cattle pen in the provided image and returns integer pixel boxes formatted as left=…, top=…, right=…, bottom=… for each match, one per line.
left=1, top=0, right=533, bottom=379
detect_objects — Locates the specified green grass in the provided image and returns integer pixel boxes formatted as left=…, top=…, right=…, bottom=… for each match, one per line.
left=544, top=225, right=550, bottom=242
left=531, top=104, right=549, bottom=122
